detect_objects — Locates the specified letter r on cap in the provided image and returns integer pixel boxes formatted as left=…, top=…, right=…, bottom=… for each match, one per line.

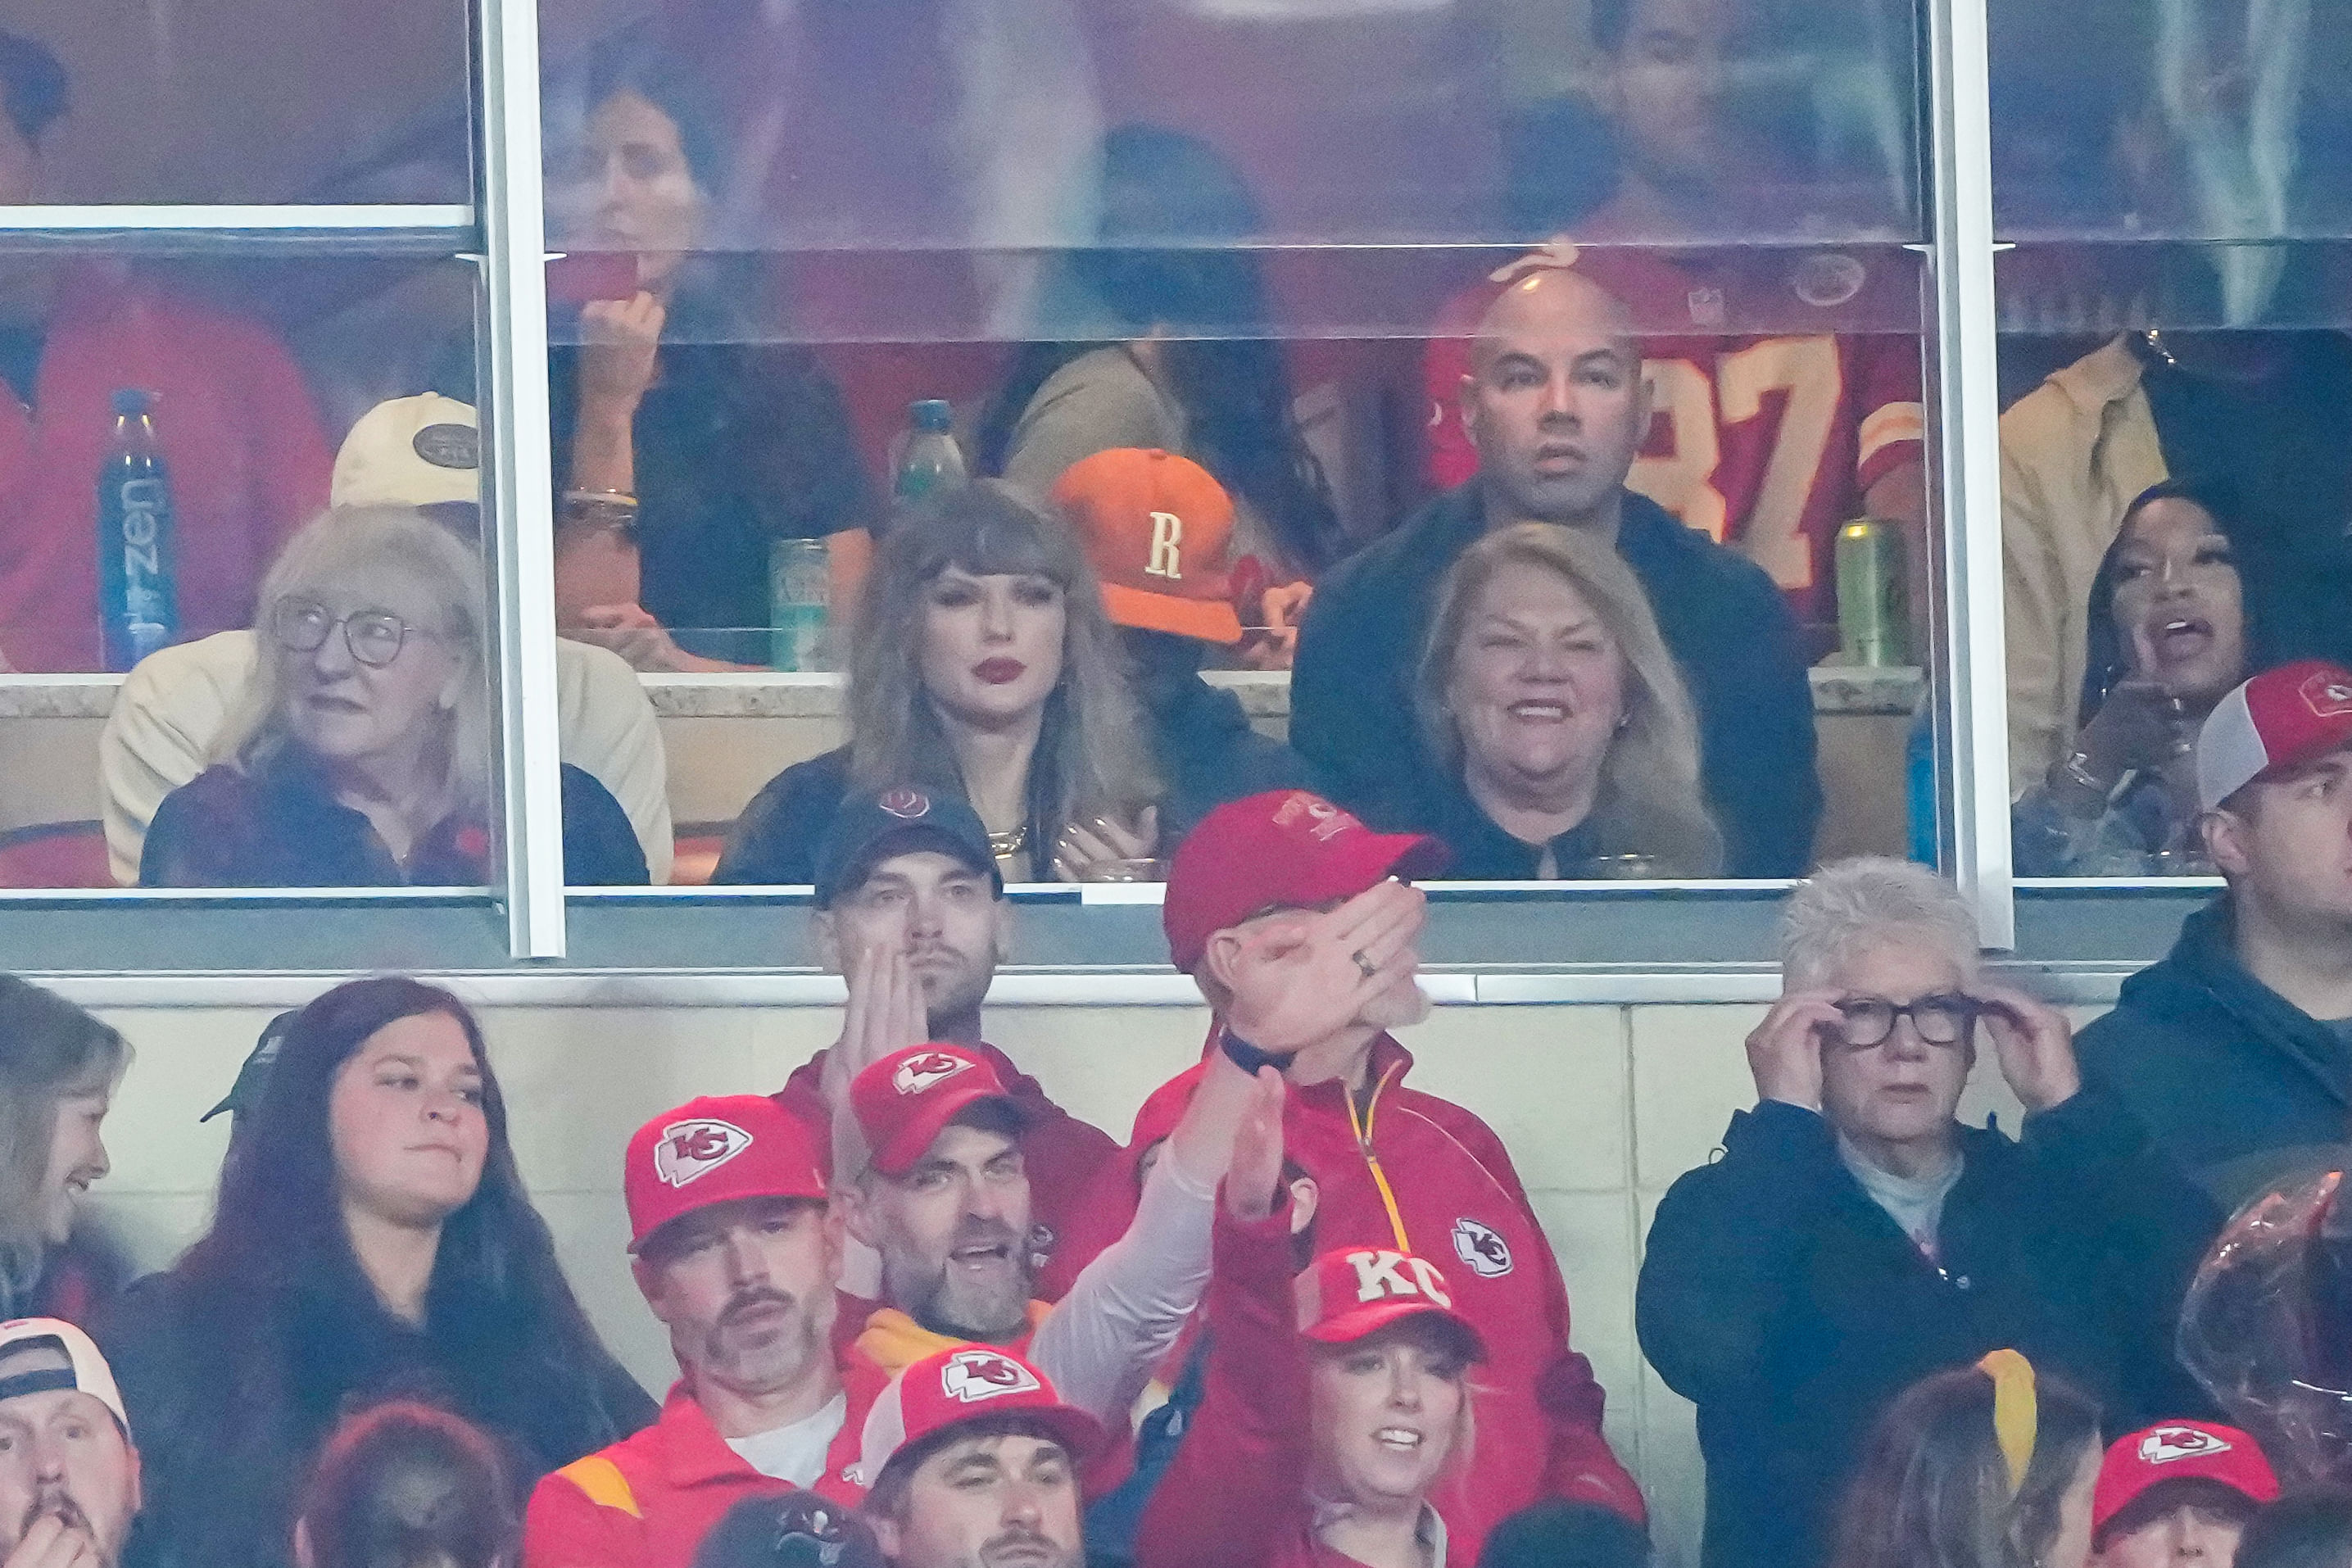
left=1147, top=512, right=1183, bottom=580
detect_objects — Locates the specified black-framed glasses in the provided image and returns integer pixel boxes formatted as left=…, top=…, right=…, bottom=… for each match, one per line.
left=1833, top=992, right=1981, bottom=1049
left=270, top=598, right=422, bottom=668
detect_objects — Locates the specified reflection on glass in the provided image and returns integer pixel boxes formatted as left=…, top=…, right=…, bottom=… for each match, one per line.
left=137, top=505, right=646, bottom=888
left=2, top=11, right=467, bottom=204
left=542, top=48, right=877, bottom=672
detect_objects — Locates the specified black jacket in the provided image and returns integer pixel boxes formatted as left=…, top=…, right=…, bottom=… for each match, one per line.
left=1137, top=667, right=1319, bottom=843
left=141, top=755, right=646, bottom=887
left=714, top=677, right=1309, bottom=884
left=2077, top=897, right=2352, bottom=1212
left=1291, top=484, right=1820, bottom=877
left=102, top=1268, right=655, bottom=1568
left=1637, top=1093, right=2218, bottom=1568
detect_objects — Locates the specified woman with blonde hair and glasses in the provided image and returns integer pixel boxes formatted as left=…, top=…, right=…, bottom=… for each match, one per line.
left=1395, top=520, right=1720, bottom=879
left=140, top=505, right=645, bottom=886
left=717, top=481, right=1162, bottom=885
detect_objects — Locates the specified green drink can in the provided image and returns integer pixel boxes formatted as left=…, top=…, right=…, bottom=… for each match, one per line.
left=769, top=537, right=831, bottom=671
left=1835, top=518, right=1907, bottom=667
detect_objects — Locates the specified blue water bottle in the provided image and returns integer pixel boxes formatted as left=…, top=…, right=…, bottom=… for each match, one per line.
left=97, top=389, right=179, bottom=671
left=890, top=399, right=968, bottom=510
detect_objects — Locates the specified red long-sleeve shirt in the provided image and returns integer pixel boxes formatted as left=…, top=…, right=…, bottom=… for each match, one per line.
left=1109, top=1037, right=1645, bottom=1564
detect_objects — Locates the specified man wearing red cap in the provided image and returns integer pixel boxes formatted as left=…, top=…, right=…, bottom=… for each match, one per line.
left=2089, top=1421, right=2277, bottom=1566
left=836, top=1040, right=1258, bottom=1433
left=1293, top=248, right=1820, bottom=877
left=525, top=1096, right=865, bottom=1568
left=1140, top=789, right=1646, bottom=1558
left=852, top=1345, right=1103, bottom=1568
left=2078, top=659, right=2352, bottom=1211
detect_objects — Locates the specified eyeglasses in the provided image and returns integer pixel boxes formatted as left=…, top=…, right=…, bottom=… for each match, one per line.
left=271, top=599, right=425, bottom=668
left=1833, top=992, right=1981, bottom=1049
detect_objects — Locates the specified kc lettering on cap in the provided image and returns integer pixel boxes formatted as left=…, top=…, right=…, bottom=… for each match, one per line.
left=1293, top=1246, right=1488, bottom=1361
left=622, top=1094, right=826, bottom=1253
left=2092, top=1421, right=2278, bottom=1534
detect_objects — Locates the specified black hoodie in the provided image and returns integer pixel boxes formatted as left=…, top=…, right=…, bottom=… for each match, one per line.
left=2076, top=895, right=2352, bottom=1214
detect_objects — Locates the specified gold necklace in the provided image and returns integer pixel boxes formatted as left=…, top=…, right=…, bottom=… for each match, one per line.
left=987, top=824, right=1030, bottom=859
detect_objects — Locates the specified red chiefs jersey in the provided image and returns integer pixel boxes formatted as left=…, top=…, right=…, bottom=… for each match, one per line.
left=1421, top=242, right=1924, bottom=619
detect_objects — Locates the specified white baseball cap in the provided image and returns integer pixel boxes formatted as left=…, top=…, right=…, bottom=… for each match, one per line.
left=331, top=393, right=481, bottom=510
left=2196, top=660, right=2352, bottom=811
left=0, top=1317, right=129, bottom=1434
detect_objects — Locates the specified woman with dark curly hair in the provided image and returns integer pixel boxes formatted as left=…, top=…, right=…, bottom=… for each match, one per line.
left=100, top=977, right=654, bottom=1568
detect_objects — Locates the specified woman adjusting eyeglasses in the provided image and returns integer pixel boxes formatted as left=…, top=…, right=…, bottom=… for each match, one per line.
left=138, top=505, right=648, bottom=887
left=1635, top=857, right=2222, bottom=1568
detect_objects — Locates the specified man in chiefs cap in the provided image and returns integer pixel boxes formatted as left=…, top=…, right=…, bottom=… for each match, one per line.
left=852, top=1345, right=1103, bottom=1568
left=1050, top=447, right=1318, bottom=841
left=1135, top=789, right=1646, bottom=1560
left=0, top=1318, right=142, bottom=1568
left=2078, top=660, right=2352, bottom=1211
left=1292, top=242, right=1820, bottom=877
left=761, top=788, right=1125, bottom=1302
left=525, top=1096, right=866, bottom=1568
left=832, top=1038, right=1261, bottom=1437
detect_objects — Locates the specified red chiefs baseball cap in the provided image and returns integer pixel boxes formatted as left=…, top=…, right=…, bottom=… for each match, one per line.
left=623, top=1094, right=827, bottom=1253
left=1294, top=1245, right=1487, bottom=1361
left=2197, top=659, right=2352, bottom=810
left=852, top=1045, right=1030, bottom=1177
left=1163, top=791, right=1448, bottom=974
left=2092, top=1422, right=2279, bottom=1535
left=852, top=1344, right=1107, bottom=1489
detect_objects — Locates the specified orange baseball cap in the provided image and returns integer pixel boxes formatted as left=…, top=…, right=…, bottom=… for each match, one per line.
left=1051, top=448, right=1244, bottom=646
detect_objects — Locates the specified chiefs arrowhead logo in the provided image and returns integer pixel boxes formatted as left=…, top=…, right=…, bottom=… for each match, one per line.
left=2301, top=671, right=2352, bottom=718
left=1452, top=1217, right=1514, bottom=1278
left=2139, top=1425, right=2232, bottom=1465
left=878, top=788, right=932, bottom=819
left=654, top=1118, right=753, bottom=1188
left=894, top=1050, right=974, bottom=1097
left=941, top=1349, right=1040, bottom=1403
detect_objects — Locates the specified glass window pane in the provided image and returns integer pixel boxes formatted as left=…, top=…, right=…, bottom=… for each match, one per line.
left=542, top=0, right=1936, bottom=893
left=1991, top=0, right=2352, bottom=880
left=0, top=251, right=545, bottom=892
left=2, top=6, right=469, bottom=204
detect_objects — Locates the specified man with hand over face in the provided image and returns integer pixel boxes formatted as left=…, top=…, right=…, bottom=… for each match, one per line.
left=0, top=1319, right=140, bottom=1568
left=771, top=790, right=1122, bottom=1301
left=1638, top=857, right=2219, bottom=1568
left=1122, top=790, right=1647, bottom=1561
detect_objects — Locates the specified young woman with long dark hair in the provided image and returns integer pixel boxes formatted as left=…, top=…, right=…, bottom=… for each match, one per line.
left=100, top=977, right=654, bottom=1568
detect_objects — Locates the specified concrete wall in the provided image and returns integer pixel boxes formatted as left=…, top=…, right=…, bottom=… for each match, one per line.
left=75, top=991, right=2087, bottom=1568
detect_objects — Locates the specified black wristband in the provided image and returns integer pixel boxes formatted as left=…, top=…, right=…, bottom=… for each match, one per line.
left=1220, top=1026, right=1298, bottom=1076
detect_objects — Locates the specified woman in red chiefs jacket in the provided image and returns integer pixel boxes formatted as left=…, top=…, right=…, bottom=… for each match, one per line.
left=1138, top=1073, right=1483, bottom=1568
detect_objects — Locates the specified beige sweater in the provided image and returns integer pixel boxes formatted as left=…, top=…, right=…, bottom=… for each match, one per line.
left=1999, top=336, right=2168, bottom=795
